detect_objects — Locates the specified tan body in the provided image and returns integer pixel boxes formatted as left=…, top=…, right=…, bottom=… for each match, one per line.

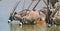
left=14, top=9, right=46, bottom=25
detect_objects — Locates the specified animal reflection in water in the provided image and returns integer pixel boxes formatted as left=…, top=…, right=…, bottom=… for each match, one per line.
left=9, top=23, right=22, bottom=31
left=9, top=23, right=47, bottom=31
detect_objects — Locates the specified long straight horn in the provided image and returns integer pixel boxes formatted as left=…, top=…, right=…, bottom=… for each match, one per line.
left=8, top=0, right=21, bottom=22
left=11, top=0, right=21, bottom=15
left=22, top=0, right=25, bottom=10
left=27, top=1, right=33, bottom=9
left=43, top=0, right=50, bottom=15
left=27, top=0, right=37, bottom=9
left=32, top=0, right=40, bottom=10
